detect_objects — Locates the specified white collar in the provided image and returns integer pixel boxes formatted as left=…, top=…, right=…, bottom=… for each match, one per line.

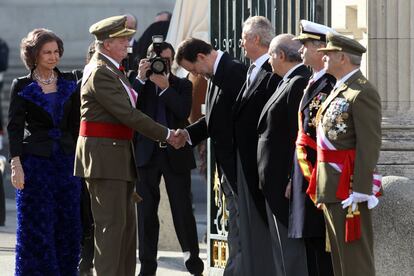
left=99, top=51, right=120, bottom=69
left=213, top=50, right=224, bottom=75
left=253, top=53, right=270, bottom=69
left=334, top=68, right=359, bottom=90
left=283, top=63, right=304, bottom=81
left=310, top=68, right=326, bottom=83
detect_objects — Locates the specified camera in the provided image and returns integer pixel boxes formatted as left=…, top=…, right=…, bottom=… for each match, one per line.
left=146, top=35, right=170, bottom=78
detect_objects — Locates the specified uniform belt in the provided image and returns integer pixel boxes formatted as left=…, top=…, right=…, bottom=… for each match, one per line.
left=79, top=121, right=133, bottom=140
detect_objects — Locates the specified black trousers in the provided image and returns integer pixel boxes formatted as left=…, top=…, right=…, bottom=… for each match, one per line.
left=304, top=237, right=334, bottom=276
left=136, top=148, right=203, bottom=275
left=79, top=179, right=94, bottom=271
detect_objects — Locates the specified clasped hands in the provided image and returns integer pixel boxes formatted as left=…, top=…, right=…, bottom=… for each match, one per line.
left=166, top=129, right=190, bottom=149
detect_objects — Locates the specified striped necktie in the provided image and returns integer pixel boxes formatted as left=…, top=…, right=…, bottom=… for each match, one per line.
left=246, top=63, right=256, bottom=87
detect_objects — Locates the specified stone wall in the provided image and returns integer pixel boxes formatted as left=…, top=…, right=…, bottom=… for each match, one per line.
left=331, top=0, right=414, bottom=180
left=373, top=176, right=414, bottom=275
left=0, top=0, right=175, bottom=60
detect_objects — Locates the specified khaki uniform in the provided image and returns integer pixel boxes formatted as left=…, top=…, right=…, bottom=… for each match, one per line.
left=74, top=51, right=167, bottom=276
left=316, top=70, right=381, bottom=276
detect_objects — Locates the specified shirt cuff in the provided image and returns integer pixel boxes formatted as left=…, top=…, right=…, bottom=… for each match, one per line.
left=184, top=129, right=192, bottom=145
left=158, top=87, right=168, bottom=96
left=136, top=77, right=146, bottom=84
left=166, top=129, right=171, bottom=140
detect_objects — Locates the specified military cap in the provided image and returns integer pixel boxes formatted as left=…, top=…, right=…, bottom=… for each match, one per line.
left=294, top=20, right=336, bottom=42
left=317, top=32, right=367, bottom=56
left=89, top=15, right=136, bottom=41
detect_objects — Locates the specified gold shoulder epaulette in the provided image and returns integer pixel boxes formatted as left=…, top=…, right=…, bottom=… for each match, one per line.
left=357, top=78, right=367, bottom=84
left=96, top=60, right=107, bottom=67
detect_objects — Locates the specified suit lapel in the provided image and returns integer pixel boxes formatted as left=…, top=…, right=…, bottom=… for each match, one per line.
left=206, top=53, right=231, bottom=124
left=300, top=78, right=328, bottom=111
left=234, top=67, right=268, bottom=116
left=206, top=81, right=220, bottom=125
left=258, top=77, right=290, bottom=125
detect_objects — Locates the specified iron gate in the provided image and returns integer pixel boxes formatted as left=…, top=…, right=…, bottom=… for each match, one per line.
left=207, top=0, right=331, bottom=275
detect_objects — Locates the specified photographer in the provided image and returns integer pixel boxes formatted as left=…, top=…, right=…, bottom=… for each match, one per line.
left=133, top=41, right=204, bottom=276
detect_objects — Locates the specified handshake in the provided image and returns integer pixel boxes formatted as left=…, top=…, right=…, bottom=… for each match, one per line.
left=166, top=129, right=191, bottom=149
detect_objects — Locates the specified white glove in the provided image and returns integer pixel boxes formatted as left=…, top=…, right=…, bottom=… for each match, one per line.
left=341, top=191, right=379, bottom=211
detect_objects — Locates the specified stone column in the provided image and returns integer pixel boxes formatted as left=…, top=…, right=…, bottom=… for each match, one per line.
left=368, top=0, right=414, bottom=179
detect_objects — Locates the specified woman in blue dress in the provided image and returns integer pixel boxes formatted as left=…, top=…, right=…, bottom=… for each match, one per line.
left=8, top=28, right=81, bottom=275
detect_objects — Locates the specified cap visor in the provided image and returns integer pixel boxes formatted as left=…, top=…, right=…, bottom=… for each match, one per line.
left=109, top=28, right=136, bottom=38
left=317, top=46, right=342, bottom=52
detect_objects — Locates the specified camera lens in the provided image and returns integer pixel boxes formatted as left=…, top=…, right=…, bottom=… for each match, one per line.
left=151, top=58, right=166, bottom=74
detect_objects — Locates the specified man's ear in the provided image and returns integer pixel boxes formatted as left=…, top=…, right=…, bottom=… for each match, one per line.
left=196, top=53, right=206, bottom=61
left=278, top=50, right=286, bottom=61
left=103, top=40, right=111, bottom=51
left=339, top=52, right=347, bottom=64
left=253, top=34, right=260, bottom=45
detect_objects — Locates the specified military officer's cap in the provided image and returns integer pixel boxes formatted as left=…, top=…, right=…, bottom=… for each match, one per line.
left=294, top=20, right=336, bottom=42
left=89, top=15, right=136, bottom=41
left=317, top=32, right=367, bottom=56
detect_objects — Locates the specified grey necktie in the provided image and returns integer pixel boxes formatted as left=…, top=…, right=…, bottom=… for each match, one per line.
left=246, top=63, right=256, bottom=87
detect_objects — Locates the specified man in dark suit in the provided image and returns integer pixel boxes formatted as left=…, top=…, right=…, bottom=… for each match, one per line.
left=74, top=15, right=180, bottom=276
left=233, top=16, right=282, bottom=276
left=175, top=38, right=247, bottom=276
left=289, top=20, right=336, bottom=276
left=257, top=34, right=311, bottom=275
left=133, top=42, right=203, bottom=276
left=135, top=20, right=170, bottom=66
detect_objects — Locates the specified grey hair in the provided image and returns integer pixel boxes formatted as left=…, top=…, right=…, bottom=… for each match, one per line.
left=95, top=38, right=115, bottom=52
left=270, top=34, right=302, bottom=62
left=345, top=52, right=362, bottom=66
left=95, top=40, right=104, bottom=51
left=243, top=16, right=275, bottom=47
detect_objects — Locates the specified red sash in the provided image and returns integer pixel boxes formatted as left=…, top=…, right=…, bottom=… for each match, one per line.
left=79, top=121, right=133, bottom=140
left=296, top=131, right=317, bottom=185
left=307, top=147, right=356, bottom=201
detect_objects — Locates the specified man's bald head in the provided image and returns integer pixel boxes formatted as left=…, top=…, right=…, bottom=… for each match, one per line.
left=269, top=34, right=302, bottom=63
left=124, top=13, right=137, bottom=30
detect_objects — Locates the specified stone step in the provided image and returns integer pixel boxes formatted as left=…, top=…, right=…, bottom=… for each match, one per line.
left=381, top=125, right=414, bottom=150
left=378, top=165, right=414, bottom=179
left=379, top=150, right=414, bottom=165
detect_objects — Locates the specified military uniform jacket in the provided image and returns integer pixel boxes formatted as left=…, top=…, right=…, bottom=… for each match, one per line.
left=74, top=52, right=167, bottom=182
left=316, top=70, right=381, bottom=203
left=289, top=72, right=335, bottom=238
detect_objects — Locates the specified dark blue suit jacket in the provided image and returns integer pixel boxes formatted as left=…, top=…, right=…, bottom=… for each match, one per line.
left=133, top=74, right=196, bottom=173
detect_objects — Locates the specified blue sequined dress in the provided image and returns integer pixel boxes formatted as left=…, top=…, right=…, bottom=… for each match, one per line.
left=15, top=81, right=81, bottom=276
